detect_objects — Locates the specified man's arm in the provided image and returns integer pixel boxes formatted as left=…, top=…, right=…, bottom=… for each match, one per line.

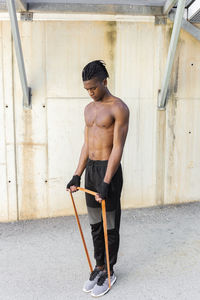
left=96, top=101, right=129, bottom=202
left=104, top=102, right=129, bottom=183
left=74, top=125, right=89, bottom=177
left=66, top=126, right=88, bottom=192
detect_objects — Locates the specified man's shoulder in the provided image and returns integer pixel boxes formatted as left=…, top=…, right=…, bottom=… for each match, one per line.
left=84, top=102, right=93, bottom=113
left=112, top=97, right=129, bottom=115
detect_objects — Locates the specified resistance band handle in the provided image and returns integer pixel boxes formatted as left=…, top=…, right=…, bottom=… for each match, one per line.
left=77, top=187, right=97, bottom=197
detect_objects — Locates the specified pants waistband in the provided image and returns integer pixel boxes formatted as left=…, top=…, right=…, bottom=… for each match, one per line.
left=87, top=159, right=108, bottom=167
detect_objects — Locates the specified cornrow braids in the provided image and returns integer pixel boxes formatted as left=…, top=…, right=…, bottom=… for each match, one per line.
left=82, top=60, right=109, bottom=82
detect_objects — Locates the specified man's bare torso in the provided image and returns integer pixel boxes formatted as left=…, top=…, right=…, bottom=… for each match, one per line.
left=85, top=97, right=125, bottom=161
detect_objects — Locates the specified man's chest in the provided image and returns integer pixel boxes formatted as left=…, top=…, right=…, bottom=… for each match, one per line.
left=85, top=106, right=114, bottom=129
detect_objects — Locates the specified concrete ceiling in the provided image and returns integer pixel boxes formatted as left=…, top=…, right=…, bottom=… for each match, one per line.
left=0, top=0, right=166, bottom=15
left=0, top=0, right=199, bottom=23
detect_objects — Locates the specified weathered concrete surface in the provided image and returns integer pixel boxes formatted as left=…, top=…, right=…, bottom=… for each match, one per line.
left=0, top=202, right=200, bottom=300
left=1, top=18, right=200, bottom=221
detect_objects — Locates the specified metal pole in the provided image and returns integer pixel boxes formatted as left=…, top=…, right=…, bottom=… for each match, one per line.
left=6, top=0, right=31, bottom=109
left=158, top=0, right=186, bottom=110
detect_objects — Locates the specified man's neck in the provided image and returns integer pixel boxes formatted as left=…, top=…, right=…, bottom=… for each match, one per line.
left=101, top=89, right=113, bottom=103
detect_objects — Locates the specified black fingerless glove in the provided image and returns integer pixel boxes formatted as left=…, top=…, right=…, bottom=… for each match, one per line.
left=98, top=181, right=110, bottom=200
left=66, top=175, right=81, bottom=189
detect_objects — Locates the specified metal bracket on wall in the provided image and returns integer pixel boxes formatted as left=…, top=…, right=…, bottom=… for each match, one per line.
left=155, top=16, right=167, bottom=25
left=20, top=12, right=33, bottom=22
left=23, top=87, right=32, bottom=109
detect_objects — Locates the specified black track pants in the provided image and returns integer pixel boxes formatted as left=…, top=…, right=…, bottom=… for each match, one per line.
left=85, top=159, right=123, bottom=271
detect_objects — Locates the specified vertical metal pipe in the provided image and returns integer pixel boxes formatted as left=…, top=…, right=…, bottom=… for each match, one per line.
left=158, top=0, right=186, bottom=109
left=6, top=0, right=31, bottom=108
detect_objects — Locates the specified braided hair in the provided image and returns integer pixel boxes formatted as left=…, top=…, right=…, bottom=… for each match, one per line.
left=82, top=60, right=109, bottom=82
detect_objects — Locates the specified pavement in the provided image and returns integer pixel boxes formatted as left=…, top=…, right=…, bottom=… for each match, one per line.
left=0, top=201, right=200, bottom=300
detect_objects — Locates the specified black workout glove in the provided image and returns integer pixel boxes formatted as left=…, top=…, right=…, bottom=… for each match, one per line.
left=97, top=181, right=110, bottom=200
left=66, top=175, right=81, bottom=190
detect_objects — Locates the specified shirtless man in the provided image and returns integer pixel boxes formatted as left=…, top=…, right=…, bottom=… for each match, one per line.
left=67, top=60, right=129, bottom=297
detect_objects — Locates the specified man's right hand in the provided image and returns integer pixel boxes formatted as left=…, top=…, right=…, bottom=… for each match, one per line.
left=66, top=175, right=80, bottom=192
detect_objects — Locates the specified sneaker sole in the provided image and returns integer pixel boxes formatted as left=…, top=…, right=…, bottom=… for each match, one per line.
left=83, top=287, right=93, bottom=293
left=91, top=276, right=117, bottom=298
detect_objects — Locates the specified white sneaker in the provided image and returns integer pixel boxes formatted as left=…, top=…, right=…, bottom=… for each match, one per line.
left=91, top=271, right=116, bottom=297
left=82, top=267, right=104, bottom=293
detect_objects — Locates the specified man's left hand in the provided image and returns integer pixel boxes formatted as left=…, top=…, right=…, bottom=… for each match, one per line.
left=95, top=181, right=110, bottom=203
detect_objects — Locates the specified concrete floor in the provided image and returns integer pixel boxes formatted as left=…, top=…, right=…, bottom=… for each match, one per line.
left=0, top=201, right=200, bottom=300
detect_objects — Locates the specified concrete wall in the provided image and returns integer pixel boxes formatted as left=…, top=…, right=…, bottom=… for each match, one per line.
left=0, top=16, right=200, bottom=222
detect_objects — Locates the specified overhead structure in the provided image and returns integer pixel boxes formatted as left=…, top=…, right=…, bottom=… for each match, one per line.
left=0, top=1, right=166, bottom=15
left=6, top=0, right=31, bottom=109
left=163, top=0, right=178, bottom=14
left=169, top=8, right=200, bottom=40
left=188, top=0, right=200, bottom=22
left=1, top=0, right=200, bottom=110
left=158, top=0, right=187, bottom=110
left=16, top=0, right=27, bottom=11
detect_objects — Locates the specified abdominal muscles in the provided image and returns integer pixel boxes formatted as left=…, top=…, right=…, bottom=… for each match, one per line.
left=88, top=125, right=114, bottom=160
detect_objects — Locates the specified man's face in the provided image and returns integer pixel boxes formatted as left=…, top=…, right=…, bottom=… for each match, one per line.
left=83, top=77, right=106, bottom=101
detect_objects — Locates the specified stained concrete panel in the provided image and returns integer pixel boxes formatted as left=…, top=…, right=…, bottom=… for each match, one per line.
left=164, top=28, right=200, bottom=205
left=1, top=22, right=18, bottom=221
left=14, top=109, right=48, bottom=221
left=13, top=22, right=48, bottom=220
left=1, top=17, right=200, bottom=222
left=122, top=98, right=157, bottom=208
left=47, top=97, right=90, bottom=217
left=0, top=23, right=8, bottom=221
left=45, top=21, right=116, bottom=98
left=115, top=21, right=156, bottom=99
left=15, top=22, right=46, bottom=143
left=165, top=99, right=200, bottom=204
left=17, top=142, right=48, bottom=220
left=174, top=29, right=200, bottom=99
left=115, top=20, right=158, bottom=208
